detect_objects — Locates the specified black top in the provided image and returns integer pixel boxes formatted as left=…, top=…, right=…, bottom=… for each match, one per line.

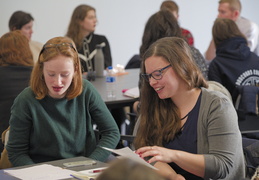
left=164, top=92, right=203, bottom=180
left=78, top=33, right=112, bottom=72
left=0, top=65, right=32, bottom=151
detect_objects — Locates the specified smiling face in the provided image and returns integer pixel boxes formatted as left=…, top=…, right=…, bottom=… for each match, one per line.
left=145, top=56, right=183, bottom=100
left=80, top=10, right=97, bottom=35
left=43, top=55, right=75, bottom=99
left=20, top=20, right=33, bottom=40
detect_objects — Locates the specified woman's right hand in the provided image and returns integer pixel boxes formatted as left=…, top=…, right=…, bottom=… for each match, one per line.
left=136, top=145, right=175, bottom=164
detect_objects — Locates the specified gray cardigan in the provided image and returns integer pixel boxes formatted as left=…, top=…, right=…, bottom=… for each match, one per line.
left=198, top=88, right=245, bottom=179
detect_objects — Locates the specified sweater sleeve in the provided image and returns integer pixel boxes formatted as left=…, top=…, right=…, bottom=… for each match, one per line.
left=85, top=81, right=120, bottom=162
left=6, top=88, right=35, bottom=167
left=198, top=90, right=245, bottom=179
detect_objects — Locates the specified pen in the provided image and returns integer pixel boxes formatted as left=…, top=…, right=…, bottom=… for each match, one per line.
left=70, top=174, right=94, bottom=180
left=70, top=174, right=82, bottom=180
left=90, top=169, right=105, bottom=173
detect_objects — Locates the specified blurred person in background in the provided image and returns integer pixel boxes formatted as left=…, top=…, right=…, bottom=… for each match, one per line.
left=208, top=18, right=259, bottom=104
left=0, top=30, right=34, bottom=153
left=9, top=11, right=43, bottom=63
left=66, top=4, right=112, bottom=73
left=96, top=158, right=177, bottom=180
left=160, top=0, right=194, bottom=46
left=205, top=0, right=259, bottom=61
left=66, top=5, right=126, bottom=133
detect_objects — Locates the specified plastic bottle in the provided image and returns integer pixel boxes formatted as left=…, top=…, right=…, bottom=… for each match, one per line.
left=106, top=66, right=116, bottom=99
left=95, top=45, right=104, bottom=77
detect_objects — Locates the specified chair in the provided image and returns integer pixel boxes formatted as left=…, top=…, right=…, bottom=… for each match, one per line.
left=242, top=137, right=259, bottom=179
left=125, top=54, right=141, bottom=69
left=207, top=81, right=232, bottom=102
left=233, top=85, right=259, bottom=134
left=234, top=86, right=259, bottom=118
left=0, top=127, right=12, bottom=169
left=120, top=115, right=141, bottom=150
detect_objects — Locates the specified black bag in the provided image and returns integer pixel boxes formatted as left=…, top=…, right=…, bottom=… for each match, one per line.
left=242, top=137, right=259, bottom=178
left=234, top=86, right=259, bottom=120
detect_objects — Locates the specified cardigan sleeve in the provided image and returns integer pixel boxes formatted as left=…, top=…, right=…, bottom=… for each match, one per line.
left=198, top=89, right=245, bottom=179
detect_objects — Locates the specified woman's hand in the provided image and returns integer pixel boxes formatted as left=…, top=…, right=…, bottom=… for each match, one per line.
left=136, top=146, right=205, bottom=178
left=136, top=146, right=175, bottom=164
left=136, top=146, right=187, bottom=180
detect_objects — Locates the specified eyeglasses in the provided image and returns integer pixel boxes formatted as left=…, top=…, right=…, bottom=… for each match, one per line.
left=141, top=64, right=171, bottom=82
left=39, top=42, right=76, bottom=55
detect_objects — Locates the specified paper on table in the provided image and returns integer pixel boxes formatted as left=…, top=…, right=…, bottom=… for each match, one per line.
left=4, top=164, right=75, bottom=180
left=101, top=146, right=157, bottom=170
left=123, top=87, right=139, bottom=98
left=71, top=167, right=107, bottom=180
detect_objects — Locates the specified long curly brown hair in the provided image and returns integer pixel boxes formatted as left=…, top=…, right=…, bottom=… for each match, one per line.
left=134, top=37, right=208, bottom=149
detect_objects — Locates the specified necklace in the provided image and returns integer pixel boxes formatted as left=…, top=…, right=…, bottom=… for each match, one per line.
left=180, top=112, right=189, bottom=120
left=85, top=33, right=93, bottom=44
left=83, top=34, right=93, bottom=58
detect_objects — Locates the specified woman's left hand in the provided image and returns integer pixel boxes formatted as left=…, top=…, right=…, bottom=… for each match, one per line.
left=136, top=146, right=175, bottom=164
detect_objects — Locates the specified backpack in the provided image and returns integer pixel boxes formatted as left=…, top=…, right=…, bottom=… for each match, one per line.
left=234, top=86, right=259, bottom=120
left=242, top=137, right=259, bottom=178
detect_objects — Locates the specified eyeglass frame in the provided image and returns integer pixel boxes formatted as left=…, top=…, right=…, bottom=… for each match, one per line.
left=141, top=64, right=171, bottom=82
left=39, top=42, right=76, bottom=55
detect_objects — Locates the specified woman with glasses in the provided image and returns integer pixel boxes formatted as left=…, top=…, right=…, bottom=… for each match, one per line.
left=66, top=4, right=112, bottom=73
left=134, top=37, right=245, bottom=179
left=6, top=36, right=120, bottom=167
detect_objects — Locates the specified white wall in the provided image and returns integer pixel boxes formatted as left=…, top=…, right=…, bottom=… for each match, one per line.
left=0, top=0, right=258, bottom=67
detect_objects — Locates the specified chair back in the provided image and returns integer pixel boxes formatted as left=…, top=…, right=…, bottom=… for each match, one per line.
left=0, top=127, right=12, bottom=169
left=207, top=81, right=232, bottom=102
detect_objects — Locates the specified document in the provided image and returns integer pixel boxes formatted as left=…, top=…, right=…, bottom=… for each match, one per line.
left=70, top=167, right=107, bottom=180
left=4, top=164, right=75, bottom=180
left=123, top=87, right=139, bottom=98
left=101, top=146, right=157, bottom=169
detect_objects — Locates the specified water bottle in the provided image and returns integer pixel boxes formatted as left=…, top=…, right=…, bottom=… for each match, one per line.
left=106, top=66, right=116, bottom=99
left=95, top=45, right=104, bottom=77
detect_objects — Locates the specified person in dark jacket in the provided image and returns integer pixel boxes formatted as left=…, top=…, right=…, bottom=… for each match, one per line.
left=208, top=18, right=259, bottom=104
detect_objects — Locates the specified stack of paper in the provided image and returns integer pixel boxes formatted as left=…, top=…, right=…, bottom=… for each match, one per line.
left=101, top=146, right=156, bottom=170
left=4, top=164, right=75, bottom=180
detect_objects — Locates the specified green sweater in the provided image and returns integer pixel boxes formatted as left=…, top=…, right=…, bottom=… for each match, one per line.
left=7, top=79, right=120, bottom=167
